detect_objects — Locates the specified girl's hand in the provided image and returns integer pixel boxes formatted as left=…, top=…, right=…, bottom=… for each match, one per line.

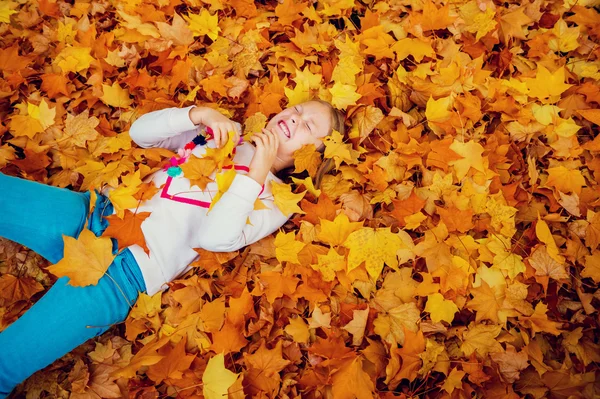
left=248, top=128, right=279, bottom=185
left=189, top=106, right=242, bottom=148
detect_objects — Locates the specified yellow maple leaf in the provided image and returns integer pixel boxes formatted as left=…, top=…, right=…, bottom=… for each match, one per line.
left=284, top=316, right=310, bottom=344
left=545, top=165, right=586, bottom=195
left=108, top=171, right=142, bottom=218
left=321, top=0, right=354, bottom=17
left=27, top=99, right=55, bottom=129
left=47, top=228, right=115, bottom=286
left=323, top=129, right=358, bottom=169
left=292, top=144, right=321, bottom=176
left=466, top=280, right=502, bottom=323
left=528, top=245, right=569, bottom=283
left=313, top=247, right=346, bottom=281
left=108, top=185, right=140, bottom=218
left=331, top=57, right=361, bottom=86
left=200, top=74, right=233, bottom=101
left=53, top=46, right=95, bottom=73
left=204, top=131, right=237, bottom=169
left=317, top=212, right=364, bottom=247
left=0, top=1, right=17, bottom=23
left=373, top=302, right=420, bottom=346
left=523, top=65, right=573, bottom=100
left=275, top=0, right=307, bottom=25
left=498, top=7, right=532, bottom=43
left=461, top=323, right=503, bottom=357
left=105, top=49, right=126, bottom=68
left=343, top=227, right=403, bottom=279
left=130, top=292, right=163, bottom=319
left=271, top=181, right=306, bottom=216
left=391, top=38, right=435, bottom=62
left=156, top=13, right=194, bottom=46
left=404, top=211, right=427, bottom=230
left=180, top=155, right=217, bottom=190
left=117, top=10, right=160, bottom=38
left=425, top=293, right=459, bottom=324
left=414, top=272, right=441, bottom=297
left=285, top=67, right=323, bottom=105
left=101, top=82, right=133, bottom=109
left=493, top=252, right=525, bottom=280
left=274, top=230, right=306, bottom=264
left=553, top=117, right=581, bottom=138
left=56, top=22, right=75, bottom=44
left=448, top=140, right=486, bottom=181
left=532, top=104, right=561, bottom=125
left=484, top=194, right=517, bottom=238
left=518, top=302, right=563, bottom=336
left=209, top=168, right=237, bottom=211
left=425, top=95, right=452, bottom=123
left=361, top=26, right=396, bottom=60
left=348, top=105, right=384, bottom=143
left=329, top=82, right=361, bottom=110
left=203, top=353, right=238, bottom=399
left=419, top=0, right=457, bottom=31
left=62, top=111, right=100, bottom=148
left=535, top=215, right=565, bottom=264
left=548, top=19, right=580, bottom=53
left=582, top=252, right=600, bottom=283
left=459, top=1, right=497, bottom=41
left=291, top=176, right=321, bottom=197
left=342, top=306, right=369, bottom=346
left=9, top=114, right=44, bottom=139
left=243, top=112, right=268, bottom=136
left=331, top=357, right=375, bottom=399
left=442, top=368, right=466, bottom=394
left=186, top=9, right=220, bottom=41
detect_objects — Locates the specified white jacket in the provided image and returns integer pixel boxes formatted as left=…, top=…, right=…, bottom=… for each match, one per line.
left=103, top=106, right=290, bottom=295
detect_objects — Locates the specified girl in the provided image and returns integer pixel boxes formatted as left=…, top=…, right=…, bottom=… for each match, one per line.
left=0, top=99, right=345, bottom=397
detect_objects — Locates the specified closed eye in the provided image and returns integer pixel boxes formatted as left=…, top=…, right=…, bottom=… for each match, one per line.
left=295, top=106, right=312, bottom=132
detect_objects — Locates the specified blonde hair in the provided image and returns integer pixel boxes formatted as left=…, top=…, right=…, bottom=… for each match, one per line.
left=312, top=99, right=346, bottom=149
left=312, top=99, right=345, bottom=190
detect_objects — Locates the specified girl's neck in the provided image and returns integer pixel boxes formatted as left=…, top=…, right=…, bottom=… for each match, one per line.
left=270, top=156, right=290, bottom=174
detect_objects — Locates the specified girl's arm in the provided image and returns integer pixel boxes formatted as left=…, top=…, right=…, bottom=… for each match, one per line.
left=197, top=128, right=287, bottom=251
left=129, top=106, right=242, bottom=150
left=196, top=174, right=291, bottom=252
left=129, top=106, right=200, bottom=151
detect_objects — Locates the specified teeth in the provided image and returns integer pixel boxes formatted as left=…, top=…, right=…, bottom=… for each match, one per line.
left=279, top=121, right=290, bottom=138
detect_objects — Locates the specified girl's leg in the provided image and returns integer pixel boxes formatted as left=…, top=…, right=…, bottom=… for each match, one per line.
left=0, top=172, right=91, bottom=264
left=0, top=248, right=146, bottom=398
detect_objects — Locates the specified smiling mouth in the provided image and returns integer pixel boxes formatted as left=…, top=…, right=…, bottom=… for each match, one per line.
left=278, top=120, right=291, bottom=138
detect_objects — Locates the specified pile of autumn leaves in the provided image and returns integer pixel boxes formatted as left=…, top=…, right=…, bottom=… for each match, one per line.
left=1, top=0, right=600, bottom=397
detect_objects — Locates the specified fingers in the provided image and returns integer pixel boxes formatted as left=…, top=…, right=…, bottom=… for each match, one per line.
left=262, top=128, right=279, bottom=150
left=251, top=131, right=265, bottom=148
left=252, top=128, right=278, bottom=151
left=210, top=123, right=242, bottom=148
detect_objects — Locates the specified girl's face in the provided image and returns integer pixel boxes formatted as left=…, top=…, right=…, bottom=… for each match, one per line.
left=266, top=101, right=333, bottom=164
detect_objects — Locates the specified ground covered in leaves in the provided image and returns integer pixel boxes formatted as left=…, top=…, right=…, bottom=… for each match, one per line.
left=1, top=0, right=600, bottom=397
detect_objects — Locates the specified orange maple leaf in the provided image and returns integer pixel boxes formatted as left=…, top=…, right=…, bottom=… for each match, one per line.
left=102, top=210, right=151, bottom=255
left=146, top=337, right=196, bottom=383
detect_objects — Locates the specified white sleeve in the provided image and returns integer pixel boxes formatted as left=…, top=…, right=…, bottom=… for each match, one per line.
left=196, top=174, right=292, bottom=252
left=129, top=105, right=201, bottom=151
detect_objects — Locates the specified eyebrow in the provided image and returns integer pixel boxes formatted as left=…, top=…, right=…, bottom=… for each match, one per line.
left=300, top=105, right=315, bottom=133
left=298, top=104, right=317, bottom=127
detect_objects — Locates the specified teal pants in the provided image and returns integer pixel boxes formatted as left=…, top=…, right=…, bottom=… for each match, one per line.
left=0, top=172, right=147, bottom=398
